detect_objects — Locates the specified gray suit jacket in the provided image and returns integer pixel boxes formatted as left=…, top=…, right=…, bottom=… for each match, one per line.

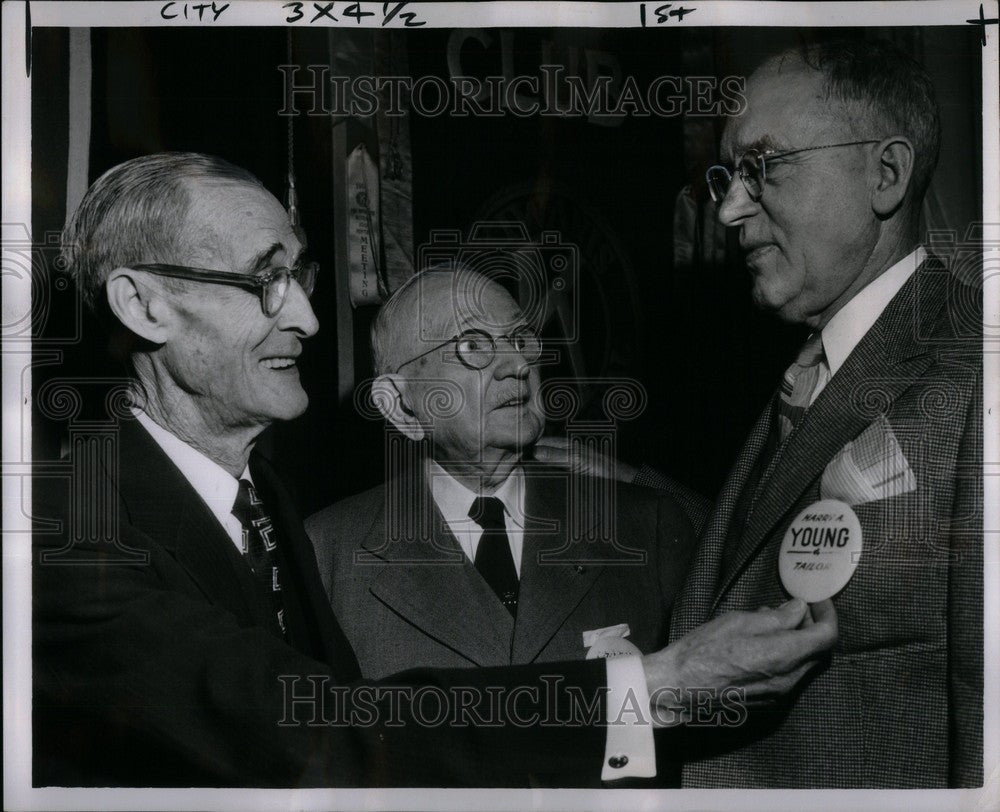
left=307, top=465, right=697, bottom=679
left=670, top=259, right=983, bottom=788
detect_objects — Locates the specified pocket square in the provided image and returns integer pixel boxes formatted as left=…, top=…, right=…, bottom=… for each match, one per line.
left=820, top=416, right=917, bottom=506
left=582, top=623, right=631, bottom=648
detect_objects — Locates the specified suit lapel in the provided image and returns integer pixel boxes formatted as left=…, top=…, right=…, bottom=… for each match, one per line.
left=512, top=470, right=605, bottom=663
left=116, top=420, right=361, bottom=677
left=713, top=264, right=948, bottom=606
left=113, top=419, right=263, bottom=625
left=671, top=401, right=774, bottom=638
left=363, top=468, right=515, bottom=667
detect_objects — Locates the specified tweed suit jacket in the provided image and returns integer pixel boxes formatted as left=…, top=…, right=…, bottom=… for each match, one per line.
left=669, top=259, right=983, bottom=788
left=306, top=464, right=697, bottom=679
left=33, top=418, right=624, bottom=787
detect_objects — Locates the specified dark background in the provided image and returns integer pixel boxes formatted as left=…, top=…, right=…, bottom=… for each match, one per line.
left=31, top=25, right=983, bottom=514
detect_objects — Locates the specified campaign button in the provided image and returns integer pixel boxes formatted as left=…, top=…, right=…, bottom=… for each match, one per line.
left=779, top=499, right=862, bottom=602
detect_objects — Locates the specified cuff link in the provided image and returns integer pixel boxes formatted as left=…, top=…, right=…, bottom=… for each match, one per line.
left=607, top=754, right=629, bottom=769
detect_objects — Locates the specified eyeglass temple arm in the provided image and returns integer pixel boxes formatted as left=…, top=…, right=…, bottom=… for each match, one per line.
left=133, top=264, right=264, bottom=291
left=394, top=337, right=455, bottom=374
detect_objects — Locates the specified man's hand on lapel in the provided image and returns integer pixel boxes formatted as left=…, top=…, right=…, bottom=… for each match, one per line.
left=641, top=598, right=838, bottom=724
left=532, top=435, right=639, bottom=483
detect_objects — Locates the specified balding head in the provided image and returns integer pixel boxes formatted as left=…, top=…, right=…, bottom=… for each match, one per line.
left=371, top=268, right=531, bottom=375
left=369, top=268, right=546, bottom=484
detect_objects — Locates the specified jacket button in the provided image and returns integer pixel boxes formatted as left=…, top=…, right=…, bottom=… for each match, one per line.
left=607, top=754, right=629, bottom=769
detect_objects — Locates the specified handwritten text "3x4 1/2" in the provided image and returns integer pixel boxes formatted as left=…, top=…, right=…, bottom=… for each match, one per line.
left=283, top=2, right=426, bottom=26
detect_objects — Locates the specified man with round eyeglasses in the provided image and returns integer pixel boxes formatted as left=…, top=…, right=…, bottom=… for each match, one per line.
left=668, top=39, right=983, bottom=788
left=34, top=152, right=838, bottom=788
left=308, top=268, right=699, bottom=779
left=370, top=269, right=550, bottom=480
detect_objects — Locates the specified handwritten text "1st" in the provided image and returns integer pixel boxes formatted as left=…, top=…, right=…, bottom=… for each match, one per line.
left=639, top=3, right=697, bottom=26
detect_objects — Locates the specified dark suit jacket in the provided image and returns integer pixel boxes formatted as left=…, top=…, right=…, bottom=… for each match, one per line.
left=307, top=465, right=697, bottom=679
left=32, top=418, right=615, bottom=787
left=670, top=259, right=983, bottom=787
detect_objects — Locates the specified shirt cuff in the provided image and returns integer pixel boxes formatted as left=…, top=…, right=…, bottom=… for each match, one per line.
left=601, top=655, right=656, bottom=781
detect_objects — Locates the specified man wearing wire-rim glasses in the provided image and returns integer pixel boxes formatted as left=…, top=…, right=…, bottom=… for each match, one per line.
left=306, top=267, right=699, bottom=754
left=670, top=38, right=983, bottom=788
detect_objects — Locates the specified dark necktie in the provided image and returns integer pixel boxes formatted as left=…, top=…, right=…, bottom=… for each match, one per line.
left=468, top=496, right=519, bottom=617
left=232, top=478, right=287, bottom=638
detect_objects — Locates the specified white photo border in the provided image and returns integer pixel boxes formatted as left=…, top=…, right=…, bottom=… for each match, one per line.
left=3, top=2, right=998, bottom=810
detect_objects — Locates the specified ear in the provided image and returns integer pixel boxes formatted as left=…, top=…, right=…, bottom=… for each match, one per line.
left=371, top=374, right=426, bottom=441
left=871, top=136, right=915, bottom=217
left=105, top=268, right=175, bottom=344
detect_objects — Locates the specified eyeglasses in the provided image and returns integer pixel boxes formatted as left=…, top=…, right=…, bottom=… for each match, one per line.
left=395, top=327, right=542, bottom=373
left=705, top=140, right=881, bottom=204
left=131, top=262, right=318, bottom=317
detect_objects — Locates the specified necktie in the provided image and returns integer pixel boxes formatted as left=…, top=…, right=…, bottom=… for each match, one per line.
left=468, top=496, right=519, bottom=617
left=722, top=335, right=827, bottom=561
left=231, top=479, right=287, bottom=638
left=775, top=332, right=827, bottom=443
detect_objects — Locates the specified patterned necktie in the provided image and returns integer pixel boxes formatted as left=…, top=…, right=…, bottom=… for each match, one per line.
left=776, top=332, right=827, bottom=443
left=723, top=335, right=827, bottom=561
left=231, top=478, right=287, bottom=638
left=468, top=496, right=519, bottom=617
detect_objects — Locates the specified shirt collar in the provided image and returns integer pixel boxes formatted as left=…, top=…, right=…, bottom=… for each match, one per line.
left=131, top=408, right=250, bottom=525
left=821, top=247, right=924, bottom=376
left=428, top=460, right=524, bottom=527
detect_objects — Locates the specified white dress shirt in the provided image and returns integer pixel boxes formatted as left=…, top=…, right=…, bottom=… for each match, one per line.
left=811, top=247, right=925, bottom=404
left=427, top=460, right=656, bottom=780
left=428, top=460, right=526, bottom=575
left=132, top=409, right=251, bottom=553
